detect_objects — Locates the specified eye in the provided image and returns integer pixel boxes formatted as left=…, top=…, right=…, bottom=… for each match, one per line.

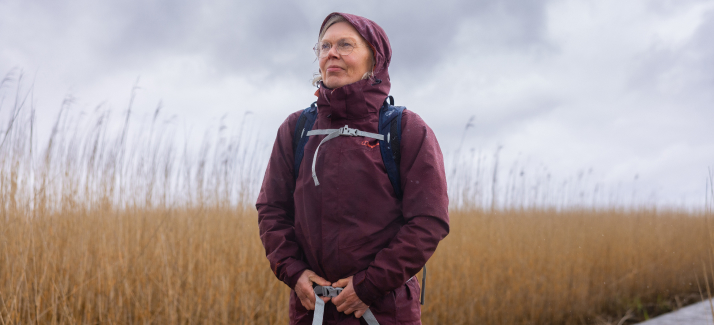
left=320, top=42, right=331, bottom=51
left=338, top=40, right=354, bottom=49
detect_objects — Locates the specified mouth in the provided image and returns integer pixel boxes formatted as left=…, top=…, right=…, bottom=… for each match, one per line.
left=326, top=65, right=344, bottom=72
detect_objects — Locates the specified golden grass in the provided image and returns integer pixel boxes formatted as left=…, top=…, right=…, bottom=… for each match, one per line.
left=1, top=206, right=708, bottom=324
left=1, top=206, right=289, bottom=324
left=425, top=209, right=708, bottom=324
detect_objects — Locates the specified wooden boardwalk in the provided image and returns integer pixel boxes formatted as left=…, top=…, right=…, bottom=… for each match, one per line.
left=638, top=299, right=713, bottom=324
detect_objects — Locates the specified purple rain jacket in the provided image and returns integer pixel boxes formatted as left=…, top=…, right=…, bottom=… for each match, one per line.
left=256, top=12, right=449, bottom=325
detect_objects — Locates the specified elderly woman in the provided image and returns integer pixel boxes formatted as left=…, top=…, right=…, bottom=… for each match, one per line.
left=256, top=12, right=449, bottom=325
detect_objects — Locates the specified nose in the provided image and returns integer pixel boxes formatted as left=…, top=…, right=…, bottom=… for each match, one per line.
left=325, top=44, right=340, bottom=59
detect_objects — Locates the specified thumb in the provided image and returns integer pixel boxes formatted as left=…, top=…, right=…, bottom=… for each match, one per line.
left=332, top=277, right=350, bottom=288
left=309, top=274, right=331, bottom=287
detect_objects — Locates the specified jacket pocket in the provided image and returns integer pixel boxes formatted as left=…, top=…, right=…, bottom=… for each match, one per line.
left=395, top=277, right=422, bottom=324
left=289, top=289, right=313, bottom=325
left=366, top=288, right=397, bottom=325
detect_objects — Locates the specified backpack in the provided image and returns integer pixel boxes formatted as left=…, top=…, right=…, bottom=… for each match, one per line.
left=291, top=95, right=427, bottom=305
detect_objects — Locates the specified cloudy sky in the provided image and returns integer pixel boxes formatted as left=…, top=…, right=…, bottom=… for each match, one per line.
left=1, top=0, right=713, bottom=208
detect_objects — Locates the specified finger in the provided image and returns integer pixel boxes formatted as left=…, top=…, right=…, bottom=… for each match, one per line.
left=300, top=295, right=313, bottom=310
left=298, top=285, right=317, bottom=305
left=300, top=298, right=313, bottom=311
left=309, top=275, right=331, bottom=286
left=298, top=290, right=315, bottom=310
left=321, top=296, right=331, bottom=303
left=332, top=285, right=350, bottom=305
left=332, top=278, right=349, bottom=288
left=355, top=309, right=365, bottom=318
left=332, top=293, right=343, bottom=306
left=334, top=299, right=349, bottom=312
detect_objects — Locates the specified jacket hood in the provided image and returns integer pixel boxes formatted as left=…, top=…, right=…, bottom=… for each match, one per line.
left=316, top=12, right=392, bottom=120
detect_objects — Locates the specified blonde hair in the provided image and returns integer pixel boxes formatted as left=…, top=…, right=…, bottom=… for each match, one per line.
left=312, top=14, right=375, bottom=87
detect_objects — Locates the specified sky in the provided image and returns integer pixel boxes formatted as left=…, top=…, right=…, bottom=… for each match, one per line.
left=1, top=0, right=713, bottom=208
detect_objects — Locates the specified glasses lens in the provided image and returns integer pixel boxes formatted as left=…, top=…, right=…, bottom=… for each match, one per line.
left=336, top=41, right=354, bottom=56
left=313, top=43, right=321, bottom=57
left=315, top=42, right=330, bottom=58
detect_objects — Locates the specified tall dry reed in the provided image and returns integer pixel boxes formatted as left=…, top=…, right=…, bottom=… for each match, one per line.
left=425, top=209, right=708, bottom=324
left=1, top=207, right=289, bottom=324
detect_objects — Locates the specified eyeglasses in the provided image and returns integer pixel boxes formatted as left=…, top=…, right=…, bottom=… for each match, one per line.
left=313, top=39, right=356, bottom=58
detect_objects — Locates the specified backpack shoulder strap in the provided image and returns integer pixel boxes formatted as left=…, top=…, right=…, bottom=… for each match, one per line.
left=378, top=95, right=406, bottom=200
left=293, top=102, right=318, bottom=181
left=380, top=96, right=426, bottom=304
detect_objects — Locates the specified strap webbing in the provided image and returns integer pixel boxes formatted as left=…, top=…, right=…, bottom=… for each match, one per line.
left=313, top=293, right=326, bottom=325
left=306, top=128, right=383, bottom=139
left=312, top=292, right=380, bottom=325
left=306, top=125, right=384, bottom=186
left=362, top=309, right=379, bottom=325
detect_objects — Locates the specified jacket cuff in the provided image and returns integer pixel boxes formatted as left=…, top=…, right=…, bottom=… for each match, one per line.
left=284, top=260, right=310, bottom=290
left=353, top=270, right=384, bottom=306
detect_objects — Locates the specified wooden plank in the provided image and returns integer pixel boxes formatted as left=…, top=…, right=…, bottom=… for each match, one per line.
left=637, top=299, right=714, bottom=325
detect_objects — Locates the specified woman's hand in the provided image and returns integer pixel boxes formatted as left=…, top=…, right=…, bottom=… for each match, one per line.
left=331, top=276, right=370, bottom=318
left=295, top=269, right=331, bottom=310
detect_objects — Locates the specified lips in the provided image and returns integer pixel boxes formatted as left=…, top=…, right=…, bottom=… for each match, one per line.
left=326, top=65, right=344, bottom=72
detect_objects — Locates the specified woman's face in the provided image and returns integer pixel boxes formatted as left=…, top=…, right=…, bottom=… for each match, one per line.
left=318, top=22, right=373, bottom=89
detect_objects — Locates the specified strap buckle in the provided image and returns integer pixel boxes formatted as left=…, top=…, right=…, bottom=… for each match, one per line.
left=313, top=285, right=343, bottom=298
left=338, top=125, right=358, bottom=137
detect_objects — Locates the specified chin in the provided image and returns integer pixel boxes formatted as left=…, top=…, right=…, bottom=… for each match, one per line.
left=323, top=79, right=342, bottom=89
left=324, top=78, right=355, bottom=89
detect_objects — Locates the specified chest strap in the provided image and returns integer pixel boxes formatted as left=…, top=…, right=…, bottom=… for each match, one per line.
left=306, top=125, right=384, bottom=186
left=312, top=286, right=380, bottom=325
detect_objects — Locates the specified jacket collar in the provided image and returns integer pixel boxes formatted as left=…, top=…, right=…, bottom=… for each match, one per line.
left=315, top=74, right=391, bottom=120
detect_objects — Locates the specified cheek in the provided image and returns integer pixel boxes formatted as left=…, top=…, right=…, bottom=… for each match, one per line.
left=344, top=58, right=362, bottom=75
left=352, top=52, right=372, bottom=74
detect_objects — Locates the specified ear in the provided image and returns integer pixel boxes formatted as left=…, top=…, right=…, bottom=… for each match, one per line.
left=367, top=43, right=378, bottom=67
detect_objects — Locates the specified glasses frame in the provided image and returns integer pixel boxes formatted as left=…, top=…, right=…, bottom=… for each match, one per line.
left=313, top=39, right=358, bottom=59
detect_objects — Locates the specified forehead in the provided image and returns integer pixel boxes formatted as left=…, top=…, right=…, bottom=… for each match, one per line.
left=321, top=21, right=363, bottom=42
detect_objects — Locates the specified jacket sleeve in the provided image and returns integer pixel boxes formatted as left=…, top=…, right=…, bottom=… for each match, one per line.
left=256, top=112, right=310, bottom=290
left=353, top=110, right=450, bottom=306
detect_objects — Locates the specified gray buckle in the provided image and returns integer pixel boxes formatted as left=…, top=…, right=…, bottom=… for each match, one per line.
left=314, top=285, right=343, bottom=298
left=339, top=125, right=357, bottom=137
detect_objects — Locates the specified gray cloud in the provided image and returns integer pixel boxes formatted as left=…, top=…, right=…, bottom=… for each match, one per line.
left=2, top=0, right=551, bottom=82
left=317, top=0, right=552, bottom=80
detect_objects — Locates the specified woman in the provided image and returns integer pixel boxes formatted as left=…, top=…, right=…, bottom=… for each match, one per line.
left=256, top=12, right=449, bottom=325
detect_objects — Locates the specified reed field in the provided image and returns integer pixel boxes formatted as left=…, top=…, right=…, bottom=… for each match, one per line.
left=1, top=74, right=713, bottom=324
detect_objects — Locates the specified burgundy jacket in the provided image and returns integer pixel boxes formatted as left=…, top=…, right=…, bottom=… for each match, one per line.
left=256, top=12, right=449, bottom=325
